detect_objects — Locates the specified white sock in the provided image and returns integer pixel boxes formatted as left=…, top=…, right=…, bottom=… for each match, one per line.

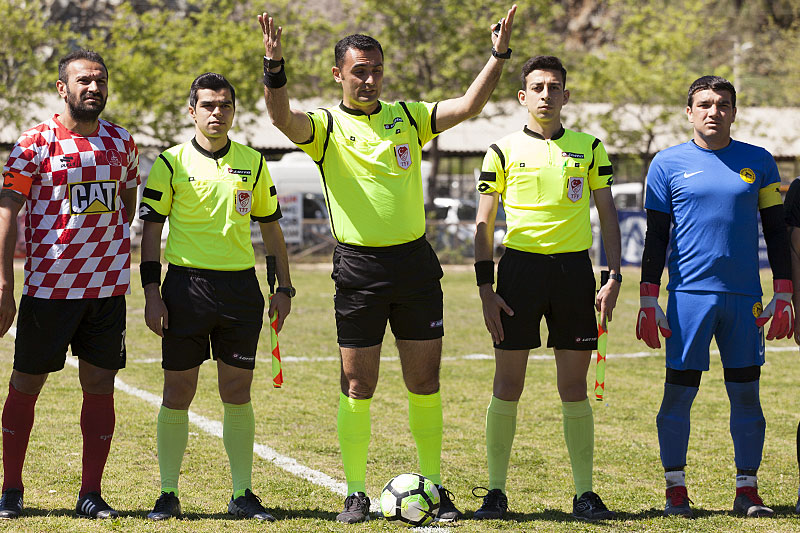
left=665, top=470, right=685, bottom=489
left=736, top=474, right=757, bottom=489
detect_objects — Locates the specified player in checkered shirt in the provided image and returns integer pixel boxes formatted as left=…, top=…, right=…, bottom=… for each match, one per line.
left=0, top=50, right=140, bottom=520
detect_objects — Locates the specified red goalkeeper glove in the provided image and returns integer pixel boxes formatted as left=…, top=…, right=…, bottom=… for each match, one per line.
left=755, top=279, right=794, bottom=340
left=636, top=282, right=672, bottom=349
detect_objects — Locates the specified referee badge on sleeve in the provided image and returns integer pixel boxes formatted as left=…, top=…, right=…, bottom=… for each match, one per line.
left=235, top=189, right=252, bottom=215
left=395, top=143, right=412, bottom=170
left=567, top=177, right=584, bottom=202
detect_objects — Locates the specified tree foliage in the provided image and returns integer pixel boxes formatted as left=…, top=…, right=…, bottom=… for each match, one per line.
left=0, top=0, right=75, bottom=132
left=82, top=0, right=341, bottom=147
left=566, top=0, right=730, bottom=200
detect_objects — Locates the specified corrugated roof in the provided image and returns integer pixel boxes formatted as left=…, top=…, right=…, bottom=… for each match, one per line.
left=4, top=96, right=800, bottom=157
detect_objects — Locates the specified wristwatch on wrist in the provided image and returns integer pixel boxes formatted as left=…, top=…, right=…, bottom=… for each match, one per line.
left=276, top=286, right=296, bottom=298
left=263, top=56, right=285, bottom=69
left=491, top=47, right=512, bottom=59
left=608, top=272, right=622, bottom=283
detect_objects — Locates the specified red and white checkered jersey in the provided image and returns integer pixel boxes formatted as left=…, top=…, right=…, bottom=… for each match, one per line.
left=2, top=114, right=140, bottom=299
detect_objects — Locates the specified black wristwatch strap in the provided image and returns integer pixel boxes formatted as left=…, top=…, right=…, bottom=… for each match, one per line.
left=264, top=56, right=285, bottom=70
left=276, top=286, right=296, bottom=298
left=491, top=47, right=512, bottom=59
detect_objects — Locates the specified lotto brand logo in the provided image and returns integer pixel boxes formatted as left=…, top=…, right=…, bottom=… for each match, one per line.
left=384, top=117, right=404, bottom=129
left=232, top=353, right=255, bottom=362
left=60, top=155, right=79, bottom=169
left=69, top=180, right=117, bottom=215
left=228, top=168, right=252, bottom=175
left=430, top=319, right=443, bottom=328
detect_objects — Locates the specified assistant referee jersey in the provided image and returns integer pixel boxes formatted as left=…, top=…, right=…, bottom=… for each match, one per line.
left=138, top=138, right=280, bottom=270
left=478, top=126, right=613, bottom=254
left=296, top=101, right=438, bottom=247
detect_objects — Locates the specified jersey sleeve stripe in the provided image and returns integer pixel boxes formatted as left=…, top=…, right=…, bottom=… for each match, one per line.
left=142, top=187, right=162, bottom=201
left=269, top=185, right=277, bottom=197
left=254, top=155, right=265, bottom=187
left=591, top=138, right=600, bottom=151
left=598, top=165, right=613, bottom=176
left=431, top=102, right=440, bottom=134
left=158, top=153, right=173, bottom=175
left=479, top=171, right=496, bottom=182
left=489, top=144, right=505, bottom=171
left=297, top=113, right=316, bottom=145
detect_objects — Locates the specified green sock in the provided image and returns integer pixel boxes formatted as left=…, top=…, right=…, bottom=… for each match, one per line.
left=562, top=399, right=594, bottom=497
left=338, top=392, right=371, bottom=495
left=408, top=391, right=443, bottom=485
left=486, top=396, right=518, bottom=492
left=223, top=402, right=255, bottom=499
left=157, top=406, right=189, bottom=497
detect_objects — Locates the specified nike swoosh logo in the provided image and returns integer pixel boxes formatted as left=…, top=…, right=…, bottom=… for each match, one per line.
left=637, top=310, right=647, bottom=331
left=683, top=171, right=703, bottom=178
left=779, top=302, right=792, bottom=315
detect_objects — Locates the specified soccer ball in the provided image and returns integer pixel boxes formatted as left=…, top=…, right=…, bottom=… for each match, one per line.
left=379, top=473, right=440, bottom=527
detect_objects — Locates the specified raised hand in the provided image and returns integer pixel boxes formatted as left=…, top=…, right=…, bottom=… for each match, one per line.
left=258, top=12, right=283, bottom=61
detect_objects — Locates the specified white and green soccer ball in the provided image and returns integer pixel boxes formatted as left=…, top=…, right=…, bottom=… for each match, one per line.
left=379, top=473, right=440, bottom=527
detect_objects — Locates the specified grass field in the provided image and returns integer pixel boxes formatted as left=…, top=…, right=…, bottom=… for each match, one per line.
left=2, top=261, right=800, bottom=532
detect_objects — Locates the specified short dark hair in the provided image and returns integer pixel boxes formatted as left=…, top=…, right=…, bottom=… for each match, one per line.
left=189, top=72, right=236, bottom=108
left=58, top=50, right=108, bottom=83
left=334, top=34, right=384, bottom=68
left=687, top=75, right=736, bottom=108
left=521, top=56, right=567, bottom=89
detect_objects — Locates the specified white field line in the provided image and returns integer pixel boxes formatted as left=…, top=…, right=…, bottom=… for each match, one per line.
left=126, top=344, right=800, bottom=364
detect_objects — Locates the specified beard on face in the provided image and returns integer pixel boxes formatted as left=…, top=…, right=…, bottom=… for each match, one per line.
left=65, top=85, right=106, bottom=122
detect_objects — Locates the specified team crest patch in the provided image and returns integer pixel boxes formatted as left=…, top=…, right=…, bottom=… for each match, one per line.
left=740, top=168, right=756, bottom=184
left=235, top=189, right=252, bottom=215
left=69, top=180, right=117, bottom=214
left=753, top=302, right=763, bottom=318
left=395, top=143, right=412, bottom=169
left=567, top=177, right=584, bottom=202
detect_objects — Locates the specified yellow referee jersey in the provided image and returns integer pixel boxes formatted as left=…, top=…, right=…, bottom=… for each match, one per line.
left=296, top=101, right=438, bottom=247
left=139, top=138, right=280, bottom=270
left=478, top=126, right=613, bottom=254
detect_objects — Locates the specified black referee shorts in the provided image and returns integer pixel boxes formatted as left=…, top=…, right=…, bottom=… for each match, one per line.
left=495, top=248, right=598, bottom=351
left=14, top=295, right=127, bottom=374
left=332, top=235, right=444, bottom=348
left=161, top=265, right=264, bottom=371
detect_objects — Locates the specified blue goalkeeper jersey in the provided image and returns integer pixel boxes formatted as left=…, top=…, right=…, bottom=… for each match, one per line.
left=645, top=139, right=782, bottom=296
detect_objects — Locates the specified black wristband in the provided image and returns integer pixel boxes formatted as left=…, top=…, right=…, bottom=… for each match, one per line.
left=140, top=261, right=162, bottom=288
left=491, top=47, right=512, bottom=59
left=475, top=260, right=495, bottom=286
left=264, top=56, right=285, bottom=69
left=263, top=63, right=287, bottom=88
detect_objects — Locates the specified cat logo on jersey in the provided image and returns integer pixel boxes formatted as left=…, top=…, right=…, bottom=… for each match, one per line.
left=235, top=189, right=252, bottom=216
left=69, top=180, right=117, bottom=215
left=395, top=143, right=412, bottom=169
left=740, top=167, right=756, bottom=184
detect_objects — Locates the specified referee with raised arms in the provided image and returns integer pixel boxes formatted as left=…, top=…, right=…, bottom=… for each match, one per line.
left=138, top=72, right=292, bottom=522
left=473, top=55, right=620, bottom=521
left=258, top=5, right=516, bottom=523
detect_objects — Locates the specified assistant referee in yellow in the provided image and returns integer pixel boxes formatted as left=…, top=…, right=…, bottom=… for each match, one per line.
left=473, top=55, right=621, bottom=521
left=138, top=72, right=292, bottom=522
left=258, top=5, right=516, bottom=524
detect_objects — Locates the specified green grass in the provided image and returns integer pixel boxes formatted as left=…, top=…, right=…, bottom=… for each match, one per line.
left=2, top=263, right=800, bottom=531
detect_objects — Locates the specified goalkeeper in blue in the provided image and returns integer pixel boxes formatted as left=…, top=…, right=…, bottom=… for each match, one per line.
left=637, top=75, right=793, bottom=518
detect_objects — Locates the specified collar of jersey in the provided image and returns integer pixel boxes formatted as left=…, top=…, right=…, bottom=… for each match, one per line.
left=689, top=138, right=734, bottom=154
left=523, top=125, right=565, bottom=141
left=192, top=137, right=231, bottom=160
left=338, top=101, right=382, bottom=117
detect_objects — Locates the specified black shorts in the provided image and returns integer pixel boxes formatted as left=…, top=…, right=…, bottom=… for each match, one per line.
left=14, top=295, right=127, bottom=375
left=495, top=248, right=598, bottom=351
left=332, top=236, right=444, bottom=348
left=161, top=265, right=264, bottom=371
